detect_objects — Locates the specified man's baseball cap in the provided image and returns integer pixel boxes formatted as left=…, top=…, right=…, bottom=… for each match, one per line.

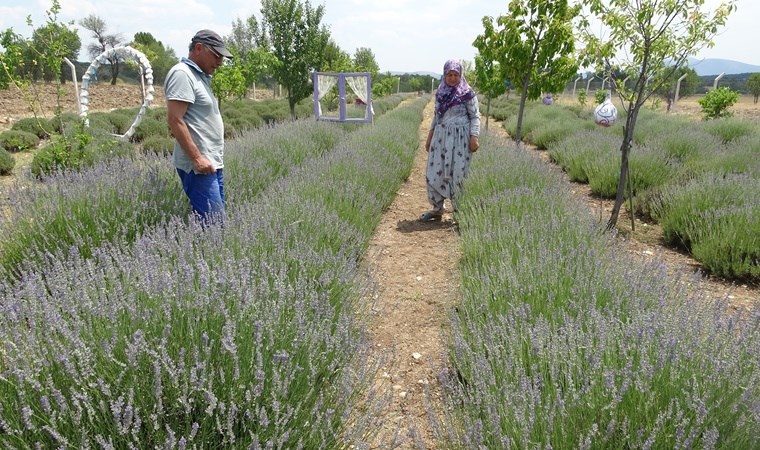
left=192, top=29, right=233, bottom=59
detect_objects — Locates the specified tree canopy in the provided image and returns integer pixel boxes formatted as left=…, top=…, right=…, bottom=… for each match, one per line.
left=474, top=0, right=581, bottom=144
left=131, top=32, right=177, bottom=84
left=79, top=15, right=125, bottom=84
left=747, top=73, right=760, bottom=104
left=353, top=47, right=379, bottom=79
left=260, top=0, right=330, bottom=117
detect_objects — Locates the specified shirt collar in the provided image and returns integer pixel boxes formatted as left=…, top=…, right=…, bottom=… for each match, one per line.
left=181, top=57, right=210, bottom=79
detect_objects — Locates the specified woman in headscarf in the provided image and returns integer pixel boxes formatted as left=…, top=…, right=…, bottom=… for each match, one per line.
left=419, top=59, right=481, bottom=222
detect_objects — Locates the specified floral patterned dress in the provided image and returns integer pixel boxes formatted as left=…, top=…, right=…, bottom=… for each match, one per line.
left=425, top=95, right=481, bottom=211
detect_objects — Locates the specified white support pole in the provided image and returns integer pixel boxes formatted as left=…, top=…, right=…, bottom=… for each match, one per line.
left=572, top=77, right=581, bottom=96
left=622, top=76, right=630, bottom=90
left=673, top=73, right=688, bottom=109
left=713, top=72, right=725, bottom=89
left=63, top=57, right=81, bottom=114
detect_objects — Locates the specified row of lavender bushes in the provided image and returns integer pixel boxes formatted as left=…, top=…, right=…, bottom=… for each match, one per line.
left=494, top=96, right=759, bottom=281
left=0, top=96, right=428, bottom=447
left=438, top=133, right=760, bottom=448
left=0, top=94, right=408, bottom=281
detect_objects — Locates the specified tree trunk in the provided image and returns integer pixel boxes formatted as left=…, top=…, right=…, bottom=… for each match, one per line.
left=485, top=97, right=491, bottom=131
left=514, top=81, right=530, bottom=146
left=110, top=61, right=119, bottom=85
left=607, top=126, right=634, bottom=230
left=288, top=95, right=296, bottom=119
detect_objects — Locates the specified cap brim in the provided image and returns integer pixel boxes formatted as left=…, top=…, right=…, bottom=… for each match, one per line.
left=213, top=46, right=233, bottom=59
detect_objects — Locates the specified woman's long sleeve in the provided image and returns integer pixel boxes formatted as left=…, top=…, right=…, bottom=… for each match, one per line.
left=466, top=96, right=481, bottom=136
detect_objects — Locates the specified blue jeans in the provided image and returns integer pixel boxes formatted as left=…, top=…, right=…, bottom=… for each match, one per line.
left=176, top=168, right=225, bottom=221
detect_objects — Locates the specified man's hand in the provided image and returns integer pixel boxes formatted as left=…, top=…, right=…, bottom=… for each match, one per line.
left=192, top=156, right=216, bottom=174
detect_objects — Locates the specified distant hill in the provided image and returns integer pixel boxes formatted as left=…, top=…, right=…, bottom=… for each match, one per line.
left=687, top=58, right=760, bottom=76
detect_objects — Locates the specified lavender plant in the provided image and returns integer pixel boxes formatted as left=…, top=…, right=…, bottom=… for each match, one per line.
left=0, top=96, right=428, bottom=447
left=547, top=130, right=619, bottom=184
left=438, top=132, right=760, bottom=448
left=651, top=172, right=760, bottom=280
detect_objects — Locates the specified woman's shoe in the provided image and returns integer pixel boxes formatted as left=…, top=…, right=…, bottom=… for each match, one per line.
left=418, top=210, right=443, bottom=222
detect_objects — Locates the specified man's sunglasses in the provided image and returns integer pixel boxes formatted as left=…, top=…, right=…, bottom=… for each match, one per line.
left=205, top=44, right=223, bottom=59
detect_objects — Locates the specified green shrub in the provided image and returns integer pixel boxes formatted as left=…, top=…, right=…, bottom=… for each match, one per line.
left=701, top=117, right=756, bottom=143
left=0, top=147, right=15, bottom=175
left=691, top=201, right=760, bottom=280
left=141, top=135, right=175, bottom=155
left=130, top=117, right=169, bottom=142
left=31, top=138, right=76, bottom=177
left=11, top=117, right=52, bottom=138
left=149, top=107, right=167, bottom=123
left=0, top=129, right=40, bottom=152
left=28, top=124, right=134, bottom=177
left=85, top=113, right=116, bottom=135
left=654, top=127, right=722, bottom=162
left=224, top=117, right=247, bottom=139
left=577, top=88, right=587, bottom=106
left=698, top=87, right=739, bottom=120
left=594, top=89, right=607, bottom=104
left=99, top=112, right=132, bottom=136
left=693, top=137, right=760, bottom=177
left=632, top=110, right=691, bottom=146
left=87, top=136, right=135, bottom=161
left=254, top=99, right=292, bottom=123
left=530, top=119, right=593, bottom=150
left=51, top=112, right=83, bottom=134
left=548, top=131, right=619, bottom=184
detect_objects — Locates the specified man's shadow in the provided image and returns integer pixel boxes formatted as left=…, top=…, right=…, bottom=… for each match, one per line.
left=396, top=218, right=456, bottom=233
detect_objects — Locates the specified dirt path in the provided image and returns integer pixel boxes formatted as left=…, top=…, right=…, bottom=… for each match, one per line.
left=362, top=100, right=458, bottom=448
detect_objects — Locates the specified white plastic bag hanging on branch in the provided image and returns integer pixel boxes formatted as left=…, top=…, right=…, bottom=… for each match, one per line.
left=594, top=94, right=617, bottom=127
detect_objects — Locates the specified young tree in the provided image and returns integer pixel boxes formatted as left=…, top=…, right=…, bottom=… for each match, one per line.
left=0, top=29, right=25, bottom=89
left=372, top=71, right=395, bottom=97
left=747, top=73, right=760, bottom=104
left=30, top=21, right=80, bottom=83
left=353, top=47, right=379, bottom=79
left=260, top=0, right=330, bottom=117
left=474, top=0, right=581, bottom=145
left=322, top=39, right=353, bottom=73
left=472, top=52, right=507, bottom=131
left=698, top=86, right=739, bottom=119
left=229, top=15, right=268, bottom=55
left=79, top=15, right=125, bottom=85
left=580, top=0, right=737, bottom=229
left=227, top=15, right=278, bottom=97
left=131, top=32, right=177, bottom=84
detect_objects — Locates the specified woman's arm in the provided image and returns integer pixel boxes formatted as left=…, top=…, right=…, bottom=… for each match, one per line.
left=467, top=96, right=481, bottom=152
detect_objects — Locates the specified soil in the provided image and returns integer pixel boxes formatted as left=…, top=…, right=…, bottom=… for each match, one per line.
left=0, top=85, right=757, bottom=448
left=0, top=82, right=167, bottom=126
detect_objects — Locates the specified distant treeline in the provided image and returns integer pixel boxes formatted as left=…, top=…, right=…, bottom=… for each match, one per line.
left=695, top=73, right=754, bottom=94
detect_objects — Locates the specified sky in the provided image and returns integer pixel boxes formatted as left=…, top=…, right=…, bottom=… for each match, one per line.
left=1, top=0, right=758, bottom=76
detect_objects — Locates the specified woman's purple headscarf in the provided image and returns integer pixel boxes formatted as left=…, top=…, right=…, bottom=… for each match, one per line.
left=435, top=59, right=476, bottom=118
